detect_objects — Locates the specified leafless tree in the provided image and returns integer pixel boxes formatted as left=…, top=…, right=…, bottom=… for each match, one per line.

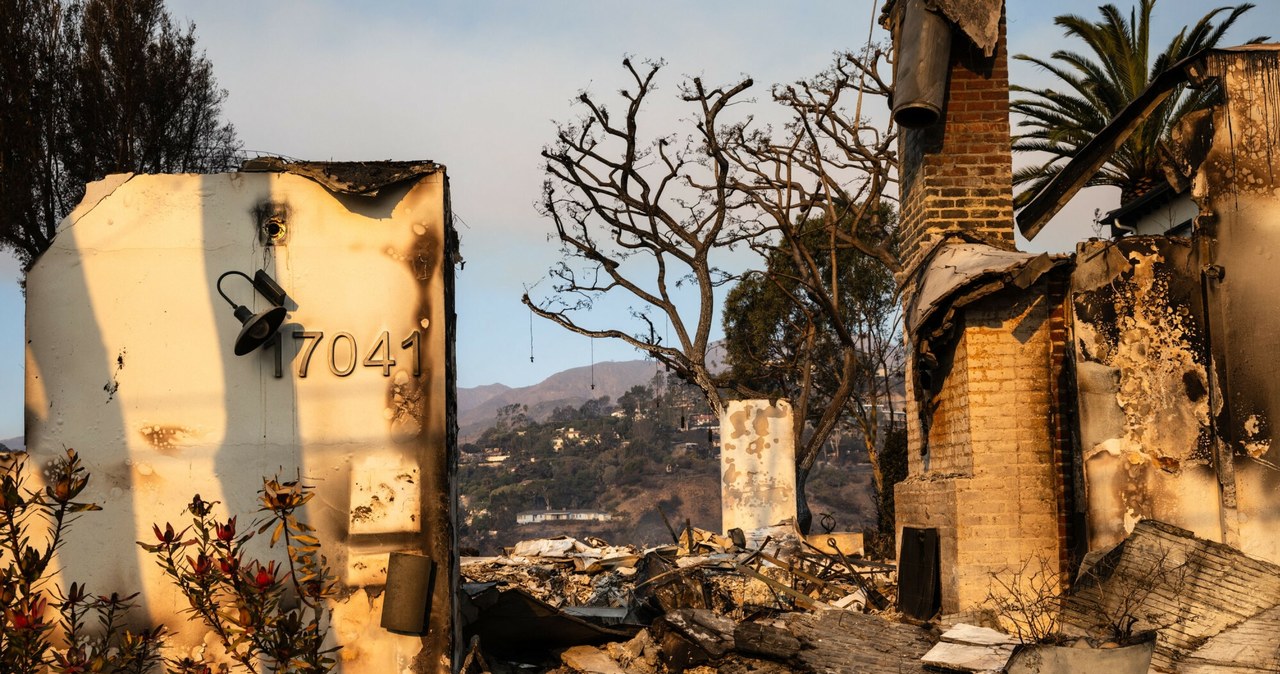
left=525, top=57, right=754, bottom=414
left=524, top=49, right=901, bottom=531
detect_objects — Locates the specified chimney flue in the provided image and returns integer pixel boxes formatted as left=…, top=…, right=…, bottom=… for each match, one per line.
left=893, top=1, right=1015, bottom=272
left=892, top=0, right=953, bottom=128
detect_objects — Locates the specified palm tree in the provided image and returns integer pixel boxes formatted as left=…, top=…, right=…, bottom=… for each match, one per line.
left=1011, top=0, right=1264, bottom=207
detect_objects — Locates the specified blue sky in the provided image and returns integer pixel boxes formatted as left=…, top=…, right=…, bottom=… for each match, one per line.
left=1, top=0, right=1274, bottom=439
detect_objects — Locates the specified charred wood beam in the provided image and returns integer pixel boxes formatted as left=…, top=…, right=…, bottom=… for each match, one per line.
left=1016, top=51, right=1206, bottom=240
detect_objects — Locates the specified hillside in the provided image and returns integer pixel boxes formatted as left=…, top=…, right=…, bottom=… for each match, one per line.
left=457, top=359, right=663, bottom=441
left=0, top=436, right=21, bottom=452
left=456, top=385, right=876, bottom=554
left=457, top=343, right=734, bottom=442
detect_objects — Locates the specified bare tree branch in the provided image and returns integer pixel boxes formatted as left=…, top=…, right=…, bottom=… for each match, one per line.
left=529, top=49, right=903, bottom=532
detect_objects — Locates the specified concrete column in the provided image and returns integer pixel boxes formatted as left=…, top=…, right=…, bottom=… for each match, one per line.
left=720, top=400, right=796, bottom=537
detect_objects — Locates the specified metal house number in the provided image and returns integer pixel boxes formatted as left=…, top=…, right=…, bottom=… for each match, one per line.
left=286, top=330, right=423, bottom=378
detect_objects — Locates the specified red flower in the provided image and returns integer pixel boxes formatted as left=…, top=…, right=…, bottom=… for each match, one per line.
left=248, top=561, right=278, bottom=590
left=6, top=595, right=47, bottom=630
left=219, top=555, right=240, bottom=575
left=215, top=517, right=236, bottom=542
left=189, top=553, right=212, bottom=575
left=153, top=522, right=177, bottom=543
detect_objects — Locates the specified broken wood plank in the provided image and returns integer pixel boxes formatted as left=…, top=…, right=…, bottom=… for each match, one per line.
left=734, top=621, right=802, bottom=660
left=781, top=610, right=936, bottom=674
left=733, top=562, right=831, bottom=611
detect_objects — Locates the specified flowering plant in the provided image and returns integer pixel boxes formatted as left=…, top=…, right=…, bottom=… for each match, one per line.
left=0, top=449, right=165, bottom=672
left=140, top=479, right=338, bottom=673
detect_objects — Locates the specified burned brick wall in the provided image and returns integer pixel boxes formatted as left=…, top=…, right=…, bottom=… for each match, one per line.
left=891, top=0, right=1067, bottom=614
left=894, top=1, right=1015, bottom=273
left=898, top=274, right=1067, bottom=612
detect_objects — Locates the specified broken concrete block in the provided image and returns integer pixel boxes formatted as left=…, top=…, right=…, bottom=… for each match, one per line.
left=920, top=623, right=1020, bottom=672
left=921, top=641, right=1015, bottom=673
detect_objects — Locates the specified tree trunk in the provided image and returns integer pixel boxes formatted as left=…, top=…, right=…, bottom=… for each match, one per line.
left=796, top=462, right=812, bottom=534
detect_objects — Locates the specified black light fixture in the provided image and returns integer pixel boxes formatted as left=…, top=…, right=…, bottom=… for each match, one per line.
left=216, top=270, right=290, bottom=356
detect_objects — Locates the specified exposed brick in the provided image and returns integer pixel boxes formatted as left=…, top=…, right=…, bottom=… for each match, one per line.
left=895, top=10, right=1062, bottom=616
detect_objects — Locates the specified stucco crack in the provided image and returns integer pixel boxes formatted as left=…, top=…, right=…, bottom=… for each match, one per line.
left=59, top=173, right=136, bottom=234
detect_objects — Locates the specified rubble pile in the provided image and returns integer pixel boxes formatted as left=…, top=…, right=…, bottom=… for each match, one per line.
left=459, top=526, right=927, bottom=673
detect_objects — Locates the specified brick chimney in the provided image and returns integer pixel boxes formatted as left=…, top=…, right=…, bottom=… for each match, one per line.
left=892, top=0, right=1015, bottom=272
left=890, top=1, right=1071, bottom=616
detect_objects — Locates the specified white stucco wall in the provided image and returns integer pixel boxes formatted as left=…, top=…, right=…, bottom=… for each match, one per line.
left=720, top=399, right=796, bottom=537
left=25, top=168, right=455, bottom=672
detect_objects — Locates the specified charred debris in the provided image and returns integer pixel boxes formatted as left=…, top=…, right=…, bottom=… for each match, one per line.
left=457, top=523, right=919, bottom=674
left=454, top=518, right=1280, bottom=674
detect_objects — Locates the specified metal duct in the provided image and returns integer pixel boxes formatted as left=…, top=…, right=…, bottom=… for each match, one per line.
left=892, top=0, right=953, bottom=128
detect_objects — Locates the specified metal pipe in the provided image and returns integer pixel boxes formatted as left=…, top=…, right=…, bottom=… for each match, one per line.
left=892, top=0, right=953, bottom=128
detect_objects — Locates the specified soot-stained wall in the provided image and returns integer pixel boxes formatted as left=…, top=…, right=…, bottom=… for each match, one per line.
left=25, top=165, right=458, bottom=673
left=1070, top=238, right=1219, bottom=552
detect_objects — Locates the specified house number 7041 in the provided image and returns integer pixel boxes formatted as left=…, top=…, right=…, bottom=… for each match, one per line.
left=290, top=330, right=422, bottom=378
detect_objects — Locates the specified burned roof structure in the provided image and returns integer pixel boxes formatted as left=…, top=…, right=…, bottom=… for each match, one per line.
left=240, top=156, right=444, bottom=196
left=887, top=4, right=1280, bottom=658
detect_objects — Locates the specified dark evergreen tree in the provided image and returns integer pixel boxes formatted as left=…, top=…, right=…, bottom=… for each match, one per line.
left=1, top=0, right=240, bottom=268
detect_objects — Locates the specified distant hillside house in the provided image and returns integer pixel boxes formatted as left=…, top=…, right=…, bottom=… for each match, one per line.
left=516, top=509, right=612, bottom=525
left=460, top=451, right=509, bottom=466
left=688, top=413, right=718, bottom=429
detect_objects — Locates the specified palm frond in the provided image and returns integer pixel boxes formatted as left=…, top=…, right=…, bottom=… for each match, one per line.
left=1013, top=0, right=1256, bottom=207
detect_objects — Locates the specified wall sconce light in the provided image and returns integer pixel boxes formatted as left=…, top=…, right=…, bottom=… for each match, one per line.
left=216, top=270, right=290, bottom=356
